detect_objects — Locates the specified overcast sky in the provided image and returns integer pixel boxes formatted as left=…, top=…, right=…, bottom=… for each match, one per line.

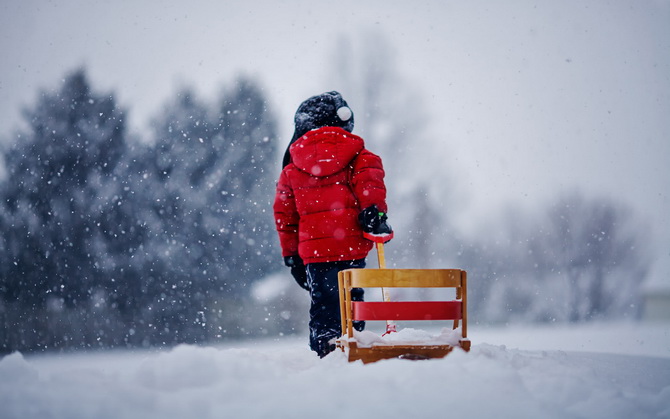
left=1, top=0, right=669, bottom=284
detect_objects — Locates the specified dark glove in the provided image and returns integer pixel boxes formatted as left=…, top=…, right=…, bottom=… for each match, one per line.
left=284, top=255, right=309, bottom=291
left=358, top=205, right=393, bottom=235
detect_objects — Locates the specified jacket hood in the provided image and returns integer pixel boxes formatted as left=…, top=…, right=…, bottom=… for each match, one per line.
left=289, top=127, right=364, bottom=177
left=282, top=91, right=354, bottom=168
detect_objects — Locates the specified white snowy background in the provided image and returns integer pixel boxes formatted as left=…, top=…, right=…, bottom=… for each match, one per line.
left=1, top=1, right=670, bottom=418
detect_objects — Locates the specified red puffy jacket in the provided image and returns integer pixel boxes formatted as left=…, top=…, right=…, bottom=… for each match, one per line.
left=273, top=127, right=387, bottom=264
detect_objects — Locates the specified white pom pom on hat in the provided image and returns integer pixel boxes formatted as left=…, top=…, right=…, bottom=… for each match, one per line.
left=337, top=106, right=352, bottom=121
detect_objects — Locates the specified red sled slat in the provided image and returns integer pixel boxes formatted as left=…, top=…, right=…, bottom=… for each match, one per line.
left=351, top=301, right=462, bottom=321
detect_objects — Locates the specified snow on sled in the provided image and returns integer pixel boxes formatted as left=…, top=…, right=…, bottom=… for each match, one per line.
left=336, top=233, right=470, bottom=364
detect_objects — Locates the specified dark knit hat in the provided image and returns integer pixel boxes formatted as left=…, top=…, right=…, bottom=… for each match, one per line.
left=282, top=91, right=354, bottom=167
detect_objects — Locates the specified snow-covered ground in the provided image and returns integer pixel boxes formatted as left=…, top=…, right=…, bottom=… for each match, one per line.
left=1, top=322, right=669, bottom=419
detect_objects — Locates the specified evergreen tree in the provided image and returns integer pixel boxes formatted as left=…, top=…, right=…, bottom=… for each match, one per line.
left=218, top=77, right=280, bottom=288
left=129, top=87, right=224, bottom=344
left=0, top=69, right=133, bottom=350
left=1, top=70, right=287, bottom=352
left=133, top=79, right=281, bottom=342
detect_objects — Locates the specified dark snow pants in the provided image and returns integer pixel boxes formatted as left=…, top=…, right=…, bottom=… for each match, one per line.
left=306, top=259, right=366, bottom=357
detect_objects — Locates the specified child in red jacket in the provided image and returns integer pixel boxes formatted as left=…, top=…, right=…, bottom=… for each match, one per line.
left=273, top=91, right=392, bottom=357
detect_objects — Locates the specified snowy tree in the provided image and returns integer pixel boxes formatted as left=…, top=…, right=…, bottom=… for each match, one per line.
left=120, top=87, right=230, bottom=344
left=126, top=78, right=281, bottom=343
left=217, top=77, right=280, bottom=286
left=0, top=70, right=295, bottom=353
left=527, top=192, right=648, bottom=322
left=459, top=192, right=649, bottom=324
left=0, top=69, right=134, bottom=351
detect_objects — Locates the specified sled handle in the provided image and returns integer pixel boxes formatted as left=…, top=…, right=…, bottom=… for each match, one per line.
left=363, top=231, right=394, bottom=269
left=364, top=231, right=397, bottom=334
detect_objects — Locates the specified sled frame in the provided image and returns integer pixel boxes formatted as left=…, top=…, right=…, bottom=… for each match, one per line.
left=337, top=268, right=470, bottom=364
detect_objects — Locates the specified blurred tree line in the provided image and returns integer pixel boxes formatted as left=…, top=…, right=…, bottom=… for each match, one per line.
left=451, top=193, right=649, bottom=324
left=0, top=69, right=300, bottom=353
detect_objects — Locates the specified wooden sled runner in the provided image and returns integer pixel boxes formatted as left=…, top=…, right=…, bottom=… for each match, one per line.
left=336, top=268, right=470, bottom=363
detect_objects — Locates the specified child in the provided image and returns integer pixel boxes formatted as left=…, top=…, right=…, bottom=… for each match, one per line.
left=273, top=91, right=392, bottom=357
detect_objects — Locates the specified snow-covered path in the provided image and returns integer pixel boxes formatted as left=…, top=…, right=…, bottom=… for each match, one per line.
left=1, top=322, right=669, bottom=419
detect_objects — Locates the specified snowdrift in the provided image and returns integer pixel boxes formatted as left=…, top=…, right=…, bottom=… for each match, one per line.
left=1, top=322, right=669, bottom=419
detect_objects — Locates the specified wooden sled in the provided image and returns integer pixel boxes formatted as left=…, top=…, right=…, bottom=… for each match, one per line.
left=336, top=268, right=470, bottom=364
